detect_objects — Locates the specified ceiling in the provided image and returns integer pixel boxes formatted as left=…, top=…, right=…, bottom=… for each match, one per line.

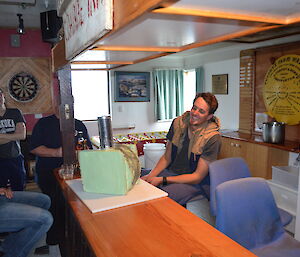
left=1, top=0, right=300, bottom=70
left=70, top=0, right=300, bottom=70
left=0, top=0, right=56, bottom=29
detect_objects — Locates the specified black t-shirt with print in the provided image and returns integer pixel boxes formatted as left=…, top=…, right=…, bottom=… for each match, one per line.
left=0, top=108, right=25, bottom=158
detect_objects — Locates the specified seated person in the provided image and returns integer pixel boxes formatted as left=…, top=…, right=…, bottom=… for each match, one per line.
left=0, top=187, right=53, bottom=257
left=142, top=92, right=221, bottom=205
left=0, top=88, right=26, bottom=191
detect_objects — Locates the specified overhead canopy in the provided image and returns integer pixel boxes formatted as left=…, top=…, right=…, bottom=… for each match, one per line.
left=52, top=0, right=300, bottom=71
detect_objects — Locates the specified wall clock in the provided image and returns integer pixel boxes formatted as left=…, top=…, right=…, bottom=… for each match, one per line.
left=8, top=72, right=39, bottom=102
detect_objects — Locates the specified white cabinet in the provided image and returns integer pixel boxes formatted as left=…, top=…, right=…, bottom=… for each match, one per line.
left=295, top=174, right=300, bottom=240
left=268, top=181, right=297, bottom=216
left=267, top=166, right=299, bottom=235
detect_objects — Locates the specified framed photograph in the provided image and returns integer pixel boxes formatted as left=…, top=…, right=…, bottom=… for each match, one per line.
left=115, top=71, right=150, bottom=102
left=212, top=74, right=228, bottom=95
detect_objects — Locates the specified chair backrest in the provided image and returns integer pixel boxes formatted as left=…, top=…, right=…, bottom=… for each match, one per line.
left=215, top=177, right=284, bottom=250
left=209, top=157, right=251, bottom=216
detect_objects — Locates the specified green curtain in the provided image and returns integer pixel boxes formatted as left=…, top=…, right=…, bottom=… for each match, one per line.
left=196, top=66, right=204, bottom=93
left=153, top=69, right=184, bottom=120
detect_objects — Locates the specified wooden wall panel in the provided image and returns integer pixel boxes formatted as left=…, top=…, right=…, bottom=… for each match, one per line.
left=0, top=57, right=52, bottom=114
left=239, top=41, right=300, bottom=142
left=239, top=50, right=255, bottom=133
left=255, top=41, right=300, bottom=142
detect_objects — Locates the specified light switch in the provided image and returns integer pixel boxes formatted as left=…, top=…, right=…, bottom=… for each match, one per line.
left=10, top=34, right=20, bottom=47
left=118, top=105, right=124, bottom=112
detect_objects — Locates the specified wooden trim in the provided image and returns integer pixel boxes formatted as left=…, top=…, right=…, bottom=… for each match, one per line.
left=113, top=0, right=177, bottom=30
left=52, top=40, right=69, bottom=72
left=254, top=39, right=300, bottom=52
left=91, top=45, right=180, bottom=52
left=180, top=25, right=280, bottom=52
left=71, top=68, right=111, bottom=71
left=286, top=16, right=300, bottom=24
left=152, top=7, right=288, bottom=24
left=238, top=49, right=255, bottom=134
left=71, top=61, right=134, bottom=65
left=132, top=52, right=173, bottom=64
left=52, top=0, right=176, bottom=70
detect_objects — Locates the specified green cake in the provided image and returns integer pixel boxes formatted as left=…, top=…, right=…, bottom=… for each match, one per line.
left=79, top=144, right=141, bottom=195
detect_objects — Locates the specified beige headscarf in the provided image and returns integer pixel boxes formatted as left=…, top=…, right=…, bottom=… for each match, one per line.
left=171, top=111, right=221, bottom=158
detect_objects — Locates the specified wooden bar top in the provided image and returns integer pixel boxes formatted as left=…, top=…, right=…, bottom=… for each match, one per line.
left=56, top=171, right=256, bottom=257
left=222, top=131, right=300, bottom=153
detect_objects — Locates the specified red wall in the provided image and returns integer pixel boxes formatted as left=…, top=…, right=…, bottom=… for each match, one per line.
left=0, top=28, right=57, bottom=132
left=0, top=29, right=51, bottom=57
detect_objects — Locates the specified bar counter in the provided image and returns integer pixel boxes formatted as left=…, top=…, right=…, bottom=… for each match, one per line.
left=55, top=170, right=256, bottom=257
left=222, top=131, right=300, bottom=153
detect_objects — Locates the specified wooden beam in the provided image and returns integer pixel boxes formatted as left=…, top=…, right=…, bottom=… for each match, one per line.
left=51, top=40, right=69, bottom=72
left=152, top=7, right=288, bottom=25
left=180, top=25, right=281, bottom=51
left=132, top=52, right=172, bottom=64
left=91, top=45, right=180, bottom=52
left=286, top=16, right=300, bottom=24
left=71, top=61, right=134, bottom=64
left=71, top=68, right=111, bottom=71
left=52, top=1, right=175, bottom=70
left=113, top=0, right=177, bottom=30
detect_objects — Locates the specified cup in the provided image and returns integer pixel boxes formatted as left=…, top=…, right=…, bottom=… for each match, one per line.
left=60, top=164, right=74, bottom=180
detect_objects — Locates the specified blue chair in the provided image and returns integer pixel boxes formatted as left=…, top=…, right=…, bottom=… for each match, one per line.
left=209, top=157, right=292, bottom=226
left=209, top=157, right=251, bottom=217
left=215, top=177, right=300, bottom=257
left=187, top=157, right=251, bottom=224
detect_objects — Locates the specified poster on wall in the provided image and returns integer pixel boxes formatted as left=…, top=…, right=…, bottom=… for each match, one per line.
left=212, top=74, right=228, bottom=94
left=63, top=0, right=113, bottom=60
left=114, top=71, right=150, bottom=102
left=263, top=54, right=300, bottom=125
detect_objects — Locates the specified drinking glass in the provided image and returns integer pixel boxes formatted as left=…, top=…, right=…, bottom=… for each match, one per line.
left=60, top=164, right=74, bottom=180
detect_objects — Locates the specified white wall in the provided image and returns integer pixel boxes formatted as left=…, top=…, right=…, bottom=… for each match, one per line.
left=204, top=59, right=240, bottom=130
left=109, top=57, right=184, bottom=135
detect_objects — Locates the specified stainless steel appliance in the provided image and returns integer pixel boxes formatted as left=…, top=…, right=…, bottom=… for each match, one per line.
left=262, top=121, right=285, bottom=144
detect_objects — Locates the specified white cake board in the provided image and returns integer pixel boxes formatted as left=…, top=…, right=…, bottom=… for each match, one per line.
left=66, top=179, right=168, bottom=213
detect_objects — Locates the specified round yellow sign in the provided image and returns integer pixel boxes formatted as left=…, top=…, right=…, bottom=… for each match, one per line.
left=263, top=54, right=300, bottom=125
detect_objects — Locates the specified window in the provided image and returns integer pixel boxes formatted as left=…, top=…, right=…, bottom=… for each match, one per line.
left=71, top=70, right=109, bottom=120
left=183, top=70, right=196, bottom=111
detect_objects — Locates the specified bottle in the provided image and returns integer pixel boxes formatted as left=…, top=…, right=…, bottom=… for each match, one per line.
left=76, top=131, right=85, bottom=150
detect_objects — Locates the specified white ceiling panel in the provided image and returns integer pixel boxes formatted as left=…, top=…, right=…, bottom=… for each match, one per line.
left=0, top=0, right=56, bottom=28
left=98, top=13, right=260, bottom=47
left=71, top=63, right=120, bottom=69
left=73, top=49, right=165, bottom=62
left=170, top=0, right=300, bottom=17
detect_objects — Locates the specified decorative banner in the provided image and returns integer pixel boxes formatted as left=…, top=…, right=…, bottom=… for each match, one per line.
left=57, top=0, right=72, bottom=16
left=263, top=54, right=300, bottom=125
left=63, top=0, right=112, bottom=60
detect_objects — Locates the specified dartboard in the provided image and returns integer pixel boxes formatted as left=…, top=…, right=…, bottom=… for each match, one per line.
left=8, top=72, right=39, bottom=102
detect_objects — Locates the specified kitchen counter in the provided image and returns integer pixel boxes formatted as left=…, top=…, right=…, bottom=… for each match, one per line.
left=221, top=131, right=300, bottom=153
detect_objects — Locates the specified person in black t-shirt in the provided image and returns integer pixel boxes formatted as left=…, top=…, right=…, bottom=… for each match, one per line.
left=0, top=88, right=26, bottom=191
left=30, top=97, right=91, bottom=252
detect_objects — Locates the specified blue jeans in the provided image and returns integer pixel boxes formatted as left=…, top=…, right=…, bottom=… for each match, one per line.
left=141, top=169, right=204, bottom=205
left=0, top=191, right=53, bottom=257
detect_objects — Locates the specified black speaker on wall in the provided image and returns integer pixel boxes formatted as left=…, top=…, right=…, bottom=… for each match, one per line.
left=40, top=10, right=63, bottom=43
